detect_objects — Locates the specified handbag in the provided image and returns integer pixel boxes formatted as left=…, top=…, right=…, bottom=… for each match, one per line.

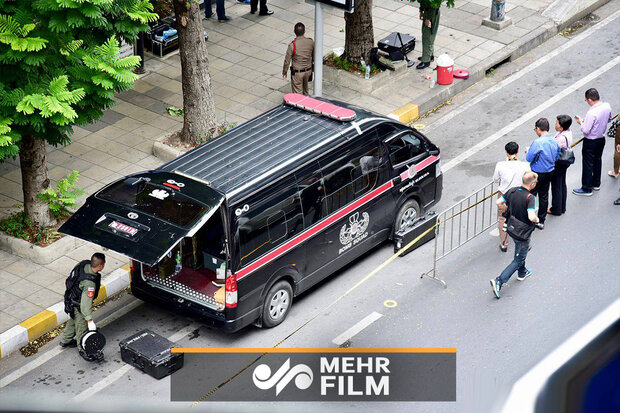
left=608, top=118, right=618, bottom=138
left=506, top=215, right=535, bottom=241
left=556, top=136, right=575, bottom=166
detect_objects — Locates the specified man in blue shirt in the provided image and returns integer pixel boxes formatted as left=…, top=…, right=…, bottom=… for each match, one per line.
left=525, top=118, right=560, bottom=227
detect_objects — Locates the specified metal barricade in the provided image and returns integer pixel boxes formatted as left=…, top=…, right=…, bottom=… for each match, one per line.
left=422, top=180, right=500, bottom=287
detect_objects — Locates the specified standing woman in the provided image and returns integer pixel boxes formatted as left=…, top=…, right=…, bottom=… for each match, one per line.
left=549, top=115, right=573, bottom=215
left=608, top=113, right=619, bottom=179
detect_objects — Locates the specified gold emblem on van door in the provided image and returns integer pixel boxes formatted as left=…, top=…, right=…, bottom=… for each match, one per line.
left=339, top=212, right=370, bottom=246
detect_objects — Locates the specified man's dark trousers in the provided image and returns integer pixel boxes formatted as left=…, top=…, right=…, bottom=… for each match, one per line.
left=531, top=171, right=552, bottom=223
left=205, top=0, right=225, bottom=19
left=497, top=238, right=530, bottom=286
left=251, top=0, right=268, bottom=14
left=581, top=138, right=606, bottom=190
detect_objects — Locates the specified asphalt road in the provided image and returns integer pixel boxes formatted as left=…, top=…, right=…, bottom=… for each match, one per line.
left=1, top=5, right=619, bottom=413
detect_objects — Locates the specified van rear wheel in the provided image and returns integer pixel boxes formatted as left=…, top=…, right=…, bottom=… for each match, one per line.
left=261, top=280, right=293, bottom=328
left=395, top=199, right=421, bottom=233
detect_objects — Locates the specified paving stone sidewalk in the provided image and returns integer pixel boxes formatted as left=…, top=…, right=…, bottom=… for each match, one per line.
left=0, top=0, right=592, bottom=334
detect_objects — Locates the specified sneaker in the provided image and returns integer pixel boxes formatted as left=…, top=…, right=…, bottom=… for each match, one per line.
left=259, top=10, right=274, bottom=16
left=572, top=188, right=592, bottom=196
left=517, top=269, right=532, bottom=281
left=59, top=339, right=77, bottom=348
left=218, top=16, right=231, bottom=21
left=592, top=186, right=600, bottom=191
left=490, top=279, right=501, bottom=299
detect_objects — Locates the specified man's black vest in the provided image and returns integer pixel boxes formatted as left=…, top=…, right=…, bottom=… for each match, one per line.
left=64, top=260, right=101, bottom=317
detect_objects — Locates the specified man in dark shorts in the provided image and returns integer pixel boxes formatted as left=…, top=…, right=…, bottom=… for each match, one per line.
left=490, top=172, right=539, bottom=299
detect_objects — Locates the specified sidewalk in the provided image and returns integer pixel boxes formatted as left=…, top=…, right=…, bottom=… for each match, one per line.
left=0, top=0, right=612, bottom=344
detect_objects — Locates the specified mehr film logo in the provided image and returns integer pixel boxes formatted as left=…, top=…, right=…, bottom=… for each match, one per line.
left=252, top=356, right=390, bottom=397
left=170, top=348, right=457, bottom=402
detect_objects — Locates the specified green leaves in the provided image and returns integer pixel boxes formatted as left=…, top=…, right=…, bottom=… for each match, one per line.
left=37, top=170, right=85, bottom=220
left=82, top=37, right=139, bottom=88
left=0, top=118, right=20, bottom=159
left=16, top=76, right=85, bottom=125
left=0, top=14, right=48, bottom=51
left=0, top=0, right=157, bottom=159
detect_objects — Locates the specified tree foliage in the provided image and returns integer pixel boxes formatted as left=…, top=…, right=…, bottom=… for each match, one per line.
left=0, top=0, right=157, bottom=160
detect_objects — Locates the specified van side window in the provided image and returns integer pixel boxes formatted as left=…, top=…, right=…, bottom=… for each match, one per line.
left=298, top=174, right=326, bottom=228
left=388, top=133, right=425, bottom=166
left=237, top=184, right=302, bottom=267
left=321, top=143, right=384, bottom=214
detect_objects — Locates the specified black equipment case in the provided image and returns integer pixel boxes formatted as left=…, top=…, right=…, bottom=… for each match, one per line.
left=378, top=32, right=416, bottom=55
left=119, top=329, right=184, bottom=379
left=394, top=211, right=437, bottom=256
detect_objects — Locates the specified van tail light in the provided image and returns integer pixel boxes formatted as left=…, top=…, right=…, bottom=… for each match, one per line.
left=225, top=274, right=238, bottom=308
left=225, top=274, right=237, bottom=308
left=130, top=259, right=137, bottom=272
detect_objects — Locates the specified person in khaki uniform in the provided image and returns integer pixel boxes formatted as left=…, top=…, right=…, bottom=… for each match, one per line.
left=282, top=22, right=314, bottom=95
left=60, top=253, right=105, bottom=362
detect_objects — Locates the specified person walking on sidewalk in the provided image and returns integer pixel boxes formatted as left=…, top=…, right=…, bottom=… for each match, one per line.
left=282, top=22, right=314, bottom=95
left=60, top=253, right=105, bottom=362
left=493, top=141, right=531, bottom=252
left=549, top=115, right=574, bottom=215
left=250, top=0, right=274, bottom=16
left=204, top=0, right=230, bottom=21
left=526, top=118, right=560, bottom=228
left=608, top=113, right=619, bottom=179
left=416, top=0, right=440, bottom=70
left=573, top=88, right=612, bottom=196
left=490, top=172, right=539, bottom=299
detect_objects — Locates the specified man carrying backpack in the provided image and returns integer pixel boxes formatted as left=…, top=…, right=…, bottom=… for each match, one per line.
left=60, top=253, right=105, bottom=361
left=490, top=172, right=540, bottom=299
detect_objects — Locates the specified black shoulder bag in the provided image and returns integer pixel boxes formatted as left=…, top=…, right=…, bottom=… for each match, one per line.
left=556, top=136, right=575, bottom=166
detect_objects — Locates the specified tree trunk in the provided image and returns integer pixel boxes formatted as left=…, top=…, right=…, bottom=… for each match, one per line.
left=19, top=134, right=53, bottom=227
left=173, top=0, right=217, bottom=145
left=344, top=0, right=374, bottom=65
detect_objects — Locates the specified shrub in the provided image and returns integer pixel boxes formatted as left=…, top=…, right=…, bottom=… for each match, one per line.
left=37, top=171, right=85, bottom=221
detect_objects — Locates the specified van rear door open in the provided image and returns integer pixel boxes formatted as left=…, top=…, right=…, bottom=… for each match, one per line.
left=59, top=172, right=225, bottom=266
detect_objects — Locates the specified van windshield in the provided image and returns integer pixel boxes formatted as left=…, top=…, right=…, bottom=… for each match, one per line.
left=97, top=178, right=207, bottom=227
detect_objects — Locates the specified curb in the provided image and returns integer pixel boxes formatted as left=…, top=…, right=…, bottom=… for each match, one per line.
left=0, top=232, right=86, bottom=265
left=0, top=264, right=131, bottom=359
left=389, top=0, right=611, bottom=122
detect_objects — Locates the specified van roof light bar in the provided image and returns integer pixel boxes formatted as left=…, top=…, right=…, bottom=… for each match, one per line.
left=283, top=93, right=356, bottom=122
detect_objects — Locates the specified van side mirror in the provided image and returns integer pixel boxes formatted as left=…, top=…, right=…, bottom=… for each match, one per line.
left=428, top=148, right=440, bottom=156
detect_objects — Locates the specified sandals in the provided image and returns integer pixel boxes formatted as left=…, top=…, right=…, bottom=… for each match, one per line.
left=608, top=170, right=619, bottom=178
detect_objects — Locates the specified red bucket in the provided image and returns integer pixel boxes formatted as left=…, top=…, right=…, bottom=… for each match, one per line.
left=436, top=54, right=454, bottom=85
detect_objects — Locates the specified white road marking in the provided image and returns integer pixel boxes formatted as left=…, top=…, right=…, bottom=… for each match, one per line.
left=72, top=323, right=197, bottom=402
left=442, top=54, right=620, bottom=173
left=426, top=8, right=620, bottom=134
left=332, top=312, right=383, bottom=346
left=0, top=298, right=143, bottom=388
left=0, top=347, right=62, bottom=388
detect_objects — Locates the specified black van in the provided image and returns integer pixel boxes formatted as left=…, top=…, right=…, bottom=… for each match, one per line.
left=60, top=94, right=442, bottom=332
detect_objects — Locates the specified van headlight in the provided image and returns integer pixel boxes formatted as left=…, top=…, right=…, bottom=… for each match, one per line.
left=435, top=161, right=442, bottom=177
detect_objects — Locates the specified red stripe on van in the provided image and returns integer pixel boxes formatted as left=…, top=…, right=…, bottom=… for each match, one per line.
left=234, top=155, right=440, bottom=280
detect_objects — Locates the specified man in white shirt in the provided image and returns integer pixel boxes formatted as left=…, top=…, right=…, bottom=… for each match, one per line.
left=493, top=141, right=531, bottom=252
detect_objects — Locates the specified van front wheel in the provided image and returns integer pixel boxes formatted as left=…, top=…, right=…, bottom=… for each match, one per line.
left=261, top=280, right=293, bottom=328
left=395, top=199, right=421, bottom=233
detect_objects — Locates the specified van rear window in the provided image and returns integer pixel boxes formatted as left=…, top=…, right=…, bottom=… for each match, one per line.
left=97, top=178, right=207, bottom=227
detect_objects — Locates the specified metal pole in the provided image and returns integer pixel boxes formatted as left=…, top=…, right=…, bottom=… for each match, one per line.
left=314, top=1, right=323, bottom=97
left=134, top=32, right=146, bottom=74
